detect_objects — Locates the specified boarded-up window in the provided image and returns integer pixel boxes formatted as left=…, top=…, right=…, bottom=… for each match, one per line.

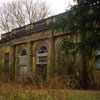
left=19, top=56, right=27, bottom=65
left=19, top=65, right=28, bottom=75
left=18, top=49, right=28, bottom=75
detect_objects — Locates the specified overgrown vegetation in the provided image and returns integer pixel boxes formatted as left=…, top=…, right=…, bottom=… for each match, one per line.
left=0, top=82, right=100, bottom=100
left=0, top=2, right=100, bottom=100
left=52, top=0, right=100, bottom=89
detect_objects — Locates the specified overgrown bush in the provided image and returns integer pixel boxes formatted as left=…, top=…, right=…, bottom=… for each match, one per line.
left=53, top=42, right=79, bottom=89
left=54, top=60, right=79, bottom=89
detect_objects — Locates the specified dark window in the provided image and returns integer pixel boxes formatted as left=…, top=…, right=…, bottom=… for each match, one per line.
left=21, top=49, right=27, bottom=56
left=38, top=46, right=48, bottom=54
left=5, top=53, right=9, bottom=72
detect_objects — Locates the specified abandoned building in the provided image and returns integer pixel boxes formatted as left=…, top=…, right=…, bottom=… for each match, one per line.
left=0, top=13, right=100, bottom=85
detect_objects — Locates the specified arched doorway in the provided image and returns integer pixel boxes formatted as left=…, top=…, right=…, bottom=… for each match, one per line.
left=57, top=40, right=76, bottom=76
left=36, top=46, right=48, bottom=80
left=18, top=48, right=28, bottom=75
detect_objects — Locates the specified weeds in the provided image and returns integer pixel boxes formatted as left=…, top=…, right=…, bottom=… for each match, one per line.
left=0, top=80, right=100, bottom=100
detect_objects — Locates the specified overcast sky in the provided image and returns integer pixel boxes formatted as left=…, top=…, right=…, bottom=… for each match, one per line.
left=0, top=0, right=74, bottom=35
left=0, top=0, right=74, bottom=14
left=46, top=0, right=74, bottom=14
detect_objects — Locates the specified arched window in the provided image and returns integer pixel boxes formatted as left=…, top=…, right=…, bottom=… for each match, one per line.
left=38, top=46, right=48, bottom=54
left=18, top=48, right=27, bottom=75
left=58, top=40, right=74, bottom=62
left=21, top=49, right=27, bottom=56
left=36, top=46, right=48, bottom=64
left=57, top=40, right=76, bottom=75
left=18, top=48, right=27, bottom=57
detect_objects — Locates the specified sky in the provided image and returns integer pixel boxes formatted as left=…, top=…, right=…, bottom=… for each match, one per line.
left=0, top=0, right=74, bottom=35
left=46, top=0, right=74, bottom=14
left=0, top=0, right=74, bottom=14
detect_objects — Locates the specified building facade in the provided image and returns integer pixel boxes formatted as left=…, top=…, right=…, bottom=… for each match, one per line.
left=0, top=13, right=100, bottom=85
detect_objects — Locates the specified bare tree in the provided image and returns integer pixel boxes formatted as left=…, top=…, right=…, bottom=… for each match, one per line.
left=0, top=4, right=10, bottom=32
left=8, top=0, right=26, bottom=28
left=23, top=0, right=51, bottom=23
left=0, top=0, right=51, bottom=32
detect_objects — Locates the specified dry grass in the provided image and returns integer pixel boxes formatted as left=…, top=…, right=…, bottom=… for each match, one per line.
left=0, top=82, right=100, bottom=100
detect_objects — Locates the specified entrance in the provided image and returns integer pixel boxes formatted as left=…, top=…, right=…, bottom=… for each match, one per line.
left=36, top=46, right=48, bottom=80
left=36, top=64, right=47, bottom=80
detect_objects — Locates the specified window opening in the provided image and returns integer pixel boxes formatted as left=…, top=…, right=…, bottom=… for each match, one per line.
left=21, top=49, right=27, bottom=56
left=37, top=46, right=48, bottom=64
left=5, top=53, right=9, bottom=72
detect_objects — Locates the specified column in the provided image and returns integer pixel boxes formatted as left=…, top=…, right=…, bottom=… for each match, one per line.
left=48, top=37, right=55, bottom=79
left=10, top=45, right=15, bottom=79
left=27, top=41, right=32, bottom=72
left=32, top=55, right=36, bottom=74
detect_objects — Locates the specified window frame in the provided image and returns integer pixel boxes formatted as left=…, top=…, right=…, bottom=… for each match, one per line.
left=36, top=46, right=48, bottom=64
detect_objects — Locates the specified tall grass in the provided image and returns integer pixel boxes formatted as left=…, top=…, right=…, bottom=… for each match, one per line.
left=0, top=80, right=100, bottom=100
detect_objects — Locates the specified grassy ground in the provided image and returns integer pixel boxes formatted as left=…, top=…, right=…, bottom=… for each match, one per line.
left=0, top=82, right=100, bottom=100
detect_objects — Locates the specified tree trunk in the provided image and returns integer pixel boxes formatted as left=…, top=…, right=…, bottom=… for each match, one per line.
left=78, top=34, right=89, bottom=89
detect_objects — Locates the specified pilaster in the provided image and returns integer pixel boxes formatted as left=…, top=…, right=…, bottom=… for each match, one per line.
left=10, top=45, right=15, bottom=79
left=48, top=37, right=55, bottom=79
left=27, top=41, right=32, bottom=72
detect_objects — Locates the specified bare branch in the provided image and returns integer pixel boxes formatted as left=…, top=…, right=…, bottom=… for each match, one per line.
left=0, top=0, right=51, bottom=32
